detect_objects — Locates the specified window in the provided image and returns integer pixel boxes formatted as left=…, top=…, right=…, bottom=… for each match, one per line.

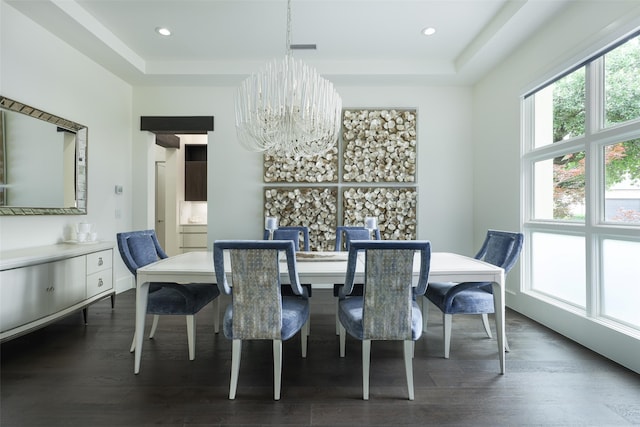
left=530, top=232, right=585, bottom=307
left=604, top=139, right=640, bottom=224
left=604, top=36, right=640, bottom=127
left=601, top=239, right=640, bottom=327
left=533, top=151, right=586, bottom=221
left=533, top=68, right=585, bottom=148
left=523, top=32, right=640, bottom=332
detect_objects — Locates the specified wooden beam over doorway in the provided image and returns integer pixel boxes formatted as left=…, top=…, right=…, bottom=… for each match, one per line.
left=140, top=116, right=214, bottom=134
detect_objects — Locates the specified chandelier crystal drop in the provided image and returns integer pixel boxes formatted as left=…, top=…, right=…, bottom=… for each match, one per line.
left=234, top=1, right=342, bottom=158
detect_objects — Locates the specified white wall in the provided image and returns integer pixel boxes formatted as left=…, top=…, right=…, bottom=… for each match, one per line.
left=0, top=2, right=134, bottom=292
left=473, top=1, right=640, bottom=373
left=1, top=0, right=477, bottom=295
left=132, top=85, right=476, bottom=257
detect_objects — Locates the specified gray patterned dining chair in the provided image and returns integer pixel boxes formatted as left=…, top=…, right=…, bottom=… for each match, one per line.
left=263, top=225, right=312, bottom=298
left=213, top=239, right=310, bottom=400
left=422, top=229, right=523, bottom=358
left=332, top=226, right=382, bottom=334
left=117, top=230, right=220, bottom=361
left=337, top=240, right=431, bottom=400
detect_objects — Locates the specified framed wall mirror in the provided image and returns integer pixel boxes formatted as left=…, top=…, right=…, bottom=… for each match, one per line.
left=0, top=96, right=87, bottom=215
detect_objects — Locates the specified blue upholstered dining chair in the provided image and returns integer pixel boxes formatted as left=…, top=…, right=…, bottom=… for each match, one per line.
left=117, top=230, right=220, bottom=361
left=333, top=226, right=382, bottom=334
left=334, top=226, right=382, bottom=252
left=337, top=240, right=431, bottom=400
left=262, top=226, right=310, bottom=251
left=422, top=229, right=523, bottom=358
left=213, top=240, right=310, bottom=400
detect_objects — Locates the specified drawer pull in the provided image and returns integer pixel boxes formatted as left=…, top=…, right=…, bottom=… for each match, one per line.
left=97, top=257, right=104, bottom=266
left=98, top=278, right=104, bottom=287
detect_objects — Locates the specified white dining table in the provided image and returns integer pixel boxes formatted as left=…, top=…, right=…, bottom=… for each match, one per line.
left=133, top=251, right=506, bottom=375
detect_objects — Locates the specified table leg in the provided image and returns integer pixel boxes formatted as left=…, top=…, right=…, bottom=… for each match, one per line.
left=492, top=273, right=506, bottom=374
left=134, top=281, right=149, bottom=374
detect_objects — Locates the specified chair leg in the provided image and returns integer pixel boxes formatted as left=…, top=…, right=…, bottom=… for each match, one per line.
left=488, top=313, right=511, bottom=352
left=273, top=340, right=283, bottom=401
left=129, top=332, right=136, bottom=353
left=335, top=300, right=340, bottom=335
left=186, top=315, right=196, bottom=360
left=422, top=298, right=430, bottom=337
left=213, top=298, right=220, bottom=334
left=229, top=339, right=242, bottom=400
left=404, top=340, right=415, bottom=401
left=481, top=313, right=493, bottom=338
left=132, top=315, right=157, bottom=351
left=443, top=313, right=452, bottom=359
left=301, top=319, right=309, bottom=358
left=149, top=315, right=160, bottom=339
left=362, top=340, right=371, bottom=400
left=339, top=323, right=347, bottom=358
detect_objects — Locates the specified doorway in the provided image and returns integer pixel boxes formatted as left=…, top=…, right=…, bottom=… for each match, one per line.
left=140, top=115, right=214, bottom=255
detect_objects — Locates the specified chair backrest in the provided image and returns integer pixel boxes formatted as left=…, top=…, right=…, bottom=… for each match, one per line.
left=334, top=226, right=382, bottom=251
left=474, top=230, right=524, bottom=292
left=116, top=229, right=167, bottom=277
left=342, top=240, right=431, bottom=340
left=475, top=230, right=524, bottom=273
left=263, top=226, right=310, bottom=251
left=213, top=240, right=303, bottom=339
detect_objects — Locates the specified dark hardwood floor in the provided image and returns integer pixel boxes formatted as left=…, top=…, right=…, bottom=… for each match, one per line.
left=2, top=289, right=639, bottom=426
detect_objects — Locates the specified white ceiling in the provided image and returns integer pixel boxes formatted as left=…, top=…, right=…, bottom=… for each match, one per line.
left=6, top=0, right=570, bottom=86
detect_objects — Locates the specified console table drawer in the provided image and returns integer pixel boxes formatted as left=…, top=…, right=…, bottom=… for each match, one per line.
left=87, top=250, right=112, bottom=275
left=87, top=269, right=113, bottom=298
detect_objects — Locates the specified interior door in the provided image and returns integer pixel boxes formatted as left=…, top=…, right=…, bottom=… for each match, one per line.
left=155, top=161, right=166, bottom=249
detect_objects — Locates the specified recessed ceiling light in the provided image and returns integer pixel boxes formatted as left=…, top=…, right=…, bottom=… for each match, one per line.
left=422, top=27, right=436, bottom=36
left=156, top=27, right=171, bottom=37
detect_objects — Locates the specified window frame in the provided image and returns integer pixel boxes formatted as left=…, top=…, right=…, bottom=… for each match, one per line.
left=521, top=30, right=640, bottom=334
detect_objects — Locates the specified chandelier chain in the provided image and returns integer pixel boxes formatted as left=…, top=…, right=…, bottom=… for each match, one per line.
left=234, top=0, right=342, bottom=158
left=286, top=0, right=292, bottom=54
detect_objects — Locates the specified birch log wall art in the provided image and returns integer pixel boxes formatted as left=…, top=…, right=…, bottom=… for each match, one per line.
left=264, top=187, right=338, bottom=251
left=263, top=147, right=338, bottom=184
left=343, top=187, right=417, bottom=241
left=342, top=109, right=416, bottom=183
left=264, top=108, right=418, bottom=250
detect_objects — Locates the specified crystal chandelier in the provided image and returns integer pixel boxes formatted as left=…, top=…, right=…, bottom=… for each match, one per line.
left=234, top=0, right=342, bottom=158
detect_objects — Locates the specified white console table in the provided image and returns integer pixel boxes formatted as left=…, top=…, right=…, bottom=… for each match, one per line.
left=0, top=241, right=115, bottom=341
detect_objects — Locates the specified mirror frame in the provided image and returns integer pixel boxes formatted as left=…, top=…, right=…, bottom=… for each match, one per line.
left=0, top=96, right=87, bottom=216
